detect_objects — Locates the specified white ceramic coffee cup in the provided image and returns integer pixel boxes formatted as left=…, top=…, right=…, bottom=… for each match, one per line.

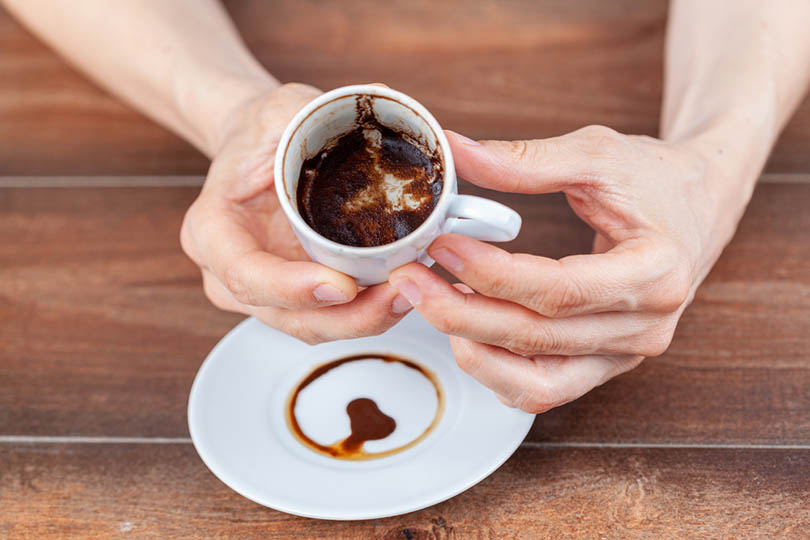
left=274, top=84, right=522, bottom=286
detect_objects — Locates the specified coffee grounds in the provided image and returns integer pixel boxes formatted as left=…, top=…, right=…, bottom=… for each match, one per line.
left=296, top=96, right=443, bottom=247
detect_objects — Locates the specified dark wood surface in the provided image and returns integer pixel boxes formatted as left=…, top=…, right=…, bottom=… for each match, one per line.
left=1, top=182, right=809, bottom=538
left=2, top=0, right=810, bottom=537
left=2, top=444, right=809, bottom=539
left=2, top=182, right=810, bottom=445
left=2, top=0, right=810, bottom=175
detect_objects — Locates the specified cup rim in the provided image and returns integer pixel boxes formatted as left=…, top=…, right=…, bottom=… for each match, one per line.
left=274, top=84, right=456, bottom=256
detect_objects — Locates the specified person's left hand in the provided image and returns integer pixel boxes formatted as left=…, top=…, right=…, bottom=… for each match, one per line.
left=389, top=126, right=743, bottom=413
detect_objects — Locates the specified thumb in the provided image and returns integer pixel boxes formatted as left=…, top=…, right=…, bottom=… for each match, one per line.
left=445, top=128, right=602, bottom=195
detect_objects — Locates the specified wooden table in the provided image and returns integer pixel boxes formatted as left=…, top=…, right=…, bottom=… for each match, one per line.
left=2, top=2, right=809, bottom=538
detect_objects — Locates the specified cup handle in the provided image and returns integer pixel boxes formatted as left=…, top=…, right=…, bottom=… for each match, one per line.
left=445, top=194, right=522, bottom=242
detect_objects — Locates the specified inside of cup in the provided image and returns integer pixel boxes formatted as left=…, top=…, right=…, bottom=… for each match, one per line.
left=282, top=93, right=444, bottom=214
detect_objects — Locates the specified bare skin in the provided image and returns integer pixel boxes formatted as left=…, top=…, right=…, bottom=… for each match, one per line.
left=4, top=0, right=809, bottom=410
left=180, top=83, right=407, bottom=344
left=2, top=0, right=406, bottom=343
left=389, top=1, right=810, bottom=411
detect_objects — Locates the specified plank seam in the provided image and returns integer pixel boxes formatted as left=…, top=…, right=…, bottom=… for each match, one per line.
left=0, top=436, right=192, bottom=444
left=2, top=436, right=809, bottom=449
left=0, top=176, right=204, bottom=188
left=520, top=441, right=810, bottom=450
left=0, top=172, right=806, bottom=188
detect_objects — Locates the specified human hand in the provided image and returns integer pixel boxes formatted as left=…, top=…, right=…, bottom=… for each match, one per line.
left=390, top=126, right=745, bottom=413
left=181, top=83, right=409, bottom=344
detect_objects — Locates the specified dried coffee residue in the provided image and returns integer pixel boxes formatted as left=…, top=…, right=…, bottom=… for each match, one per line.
left=286, top=353, right=444, bottom=461
left=296, top=95, right=443, bottom=247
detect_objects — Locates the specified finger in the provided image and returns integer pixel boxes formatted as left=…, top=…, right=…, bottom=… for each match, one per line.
left=450, top=336, right=643, bottom=414
left=445, top=125, right=627, bottom=194
left=428, top=234, right=690, bottom=317
left=495, top=393, right=516, bottom=408
left=390, top=263, right=673, bottom=357
left=452, top=282, right=475, bottom=295
left=202, top=250, right=407, bottom=344
left=191, top=207, right=357, bottom=309
left=250, top=283, right=407, bottom=345
left=201, top=268, right=249, bottom=314
left=367, top=82, right=391, bottom=88
left=204, top=270, right=406, bottom=344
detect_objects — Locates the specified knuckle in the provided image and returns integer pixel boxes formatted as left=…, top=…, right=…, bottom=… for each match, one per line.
left=647, top=260, right=692, bottom=313
left=481, top=271, right=517, bottom=300
left=576, top=125, right=624, bottom=156
left=663, top=264, right=692, bottom=309
left=531, top=271, right=586, bottom=318
left=221, top=263, right=252, bottom=305
left=633, top=134, right=660, bottom=145
left=638, top=321, right=677, bottom=357
left=510, top=324, right=563, bottom=356
left=519, top=399, right=553, bottom=415
left=431, top=308, right=462, bottom=336
left=280, top=316, right=326, bottom=346
left=505, top=338, right=534, bottom=357
left=641, top=337, right=670, bottom=358
left=513, top=385, right=559, bottom=414
left=505, top=140, right=533, bottom=162
left=179, top=220, right=194, bottom=259
left=627, top=354, right=645, bottom=371
left=180, top=204, right=202, bottom=262
left=453, top=346, right=482, bottom=377
left=280, top=82, right=320, bottom=99
left=202, top=278, right=231, bottom=312
left=347, top=312, right=388, bottom=339
left=474, top=250, right=518, bottom=299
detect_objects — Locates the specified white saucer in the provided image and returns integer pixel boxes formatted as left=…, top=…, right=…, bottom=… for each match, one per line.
left=188, top=312, right=534, bottom=520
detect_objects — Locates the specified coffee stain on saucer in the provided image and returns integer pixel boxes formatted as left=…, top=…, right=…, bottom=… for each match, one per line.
left=285, top=353, right=444, bottom=461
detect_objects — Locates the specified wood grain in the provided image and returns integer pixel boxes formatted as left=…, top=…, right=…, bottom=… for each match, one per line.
left=2, top=1, right=810, bottom=175
left=1, top=182, right=808, bottom=444
left=0, top=186, right=241, bottom=437
left=1, top=443, right=808, bottom=539
left=3, top=1, right=809, bottom=534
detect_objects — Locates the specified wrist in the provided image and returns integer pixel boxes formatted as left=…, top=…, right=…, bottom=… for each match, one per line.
left=662, top=20, right=782, bottom=207
left=683, top=107, right=774, bottom=205
left=212, top=82, right=322, bottom=155
left=673, top=112, right=774, bottom=278
left=174, top=67, right=279, bottom=157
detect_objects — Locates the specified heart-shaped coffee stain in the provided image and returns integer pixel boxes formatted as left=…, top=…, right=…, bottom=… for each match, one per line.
left=340, top=397, right=397, bottom=454
left=286, top=354, right=443, bottom=461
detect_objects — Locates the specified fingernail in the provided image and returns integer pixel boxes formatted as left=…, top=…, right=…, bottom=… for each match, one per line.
left=391, top=278, right=422, bottom=306
left=449, top=130, right=481, bottom=146
left=453, top=282, right=475, bottom=295
left=313, top=283, right=348, bottom=303
left=391, top=294, right=413, bottom=315
left=431, top=247, right=464, bottom=273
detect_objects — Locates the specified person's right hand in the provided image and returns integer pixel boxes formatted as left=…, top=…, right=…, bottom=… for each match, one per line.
left=180, top=83, right=411, bottom=344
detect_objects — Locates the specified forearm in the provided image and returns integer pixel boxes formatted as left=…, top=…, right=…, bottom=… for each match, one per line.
left=663, top=0, right=810, bottom=206
left=661, top=0, right=810, bottom=278
left=2, top=0, right=277, bottom=156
